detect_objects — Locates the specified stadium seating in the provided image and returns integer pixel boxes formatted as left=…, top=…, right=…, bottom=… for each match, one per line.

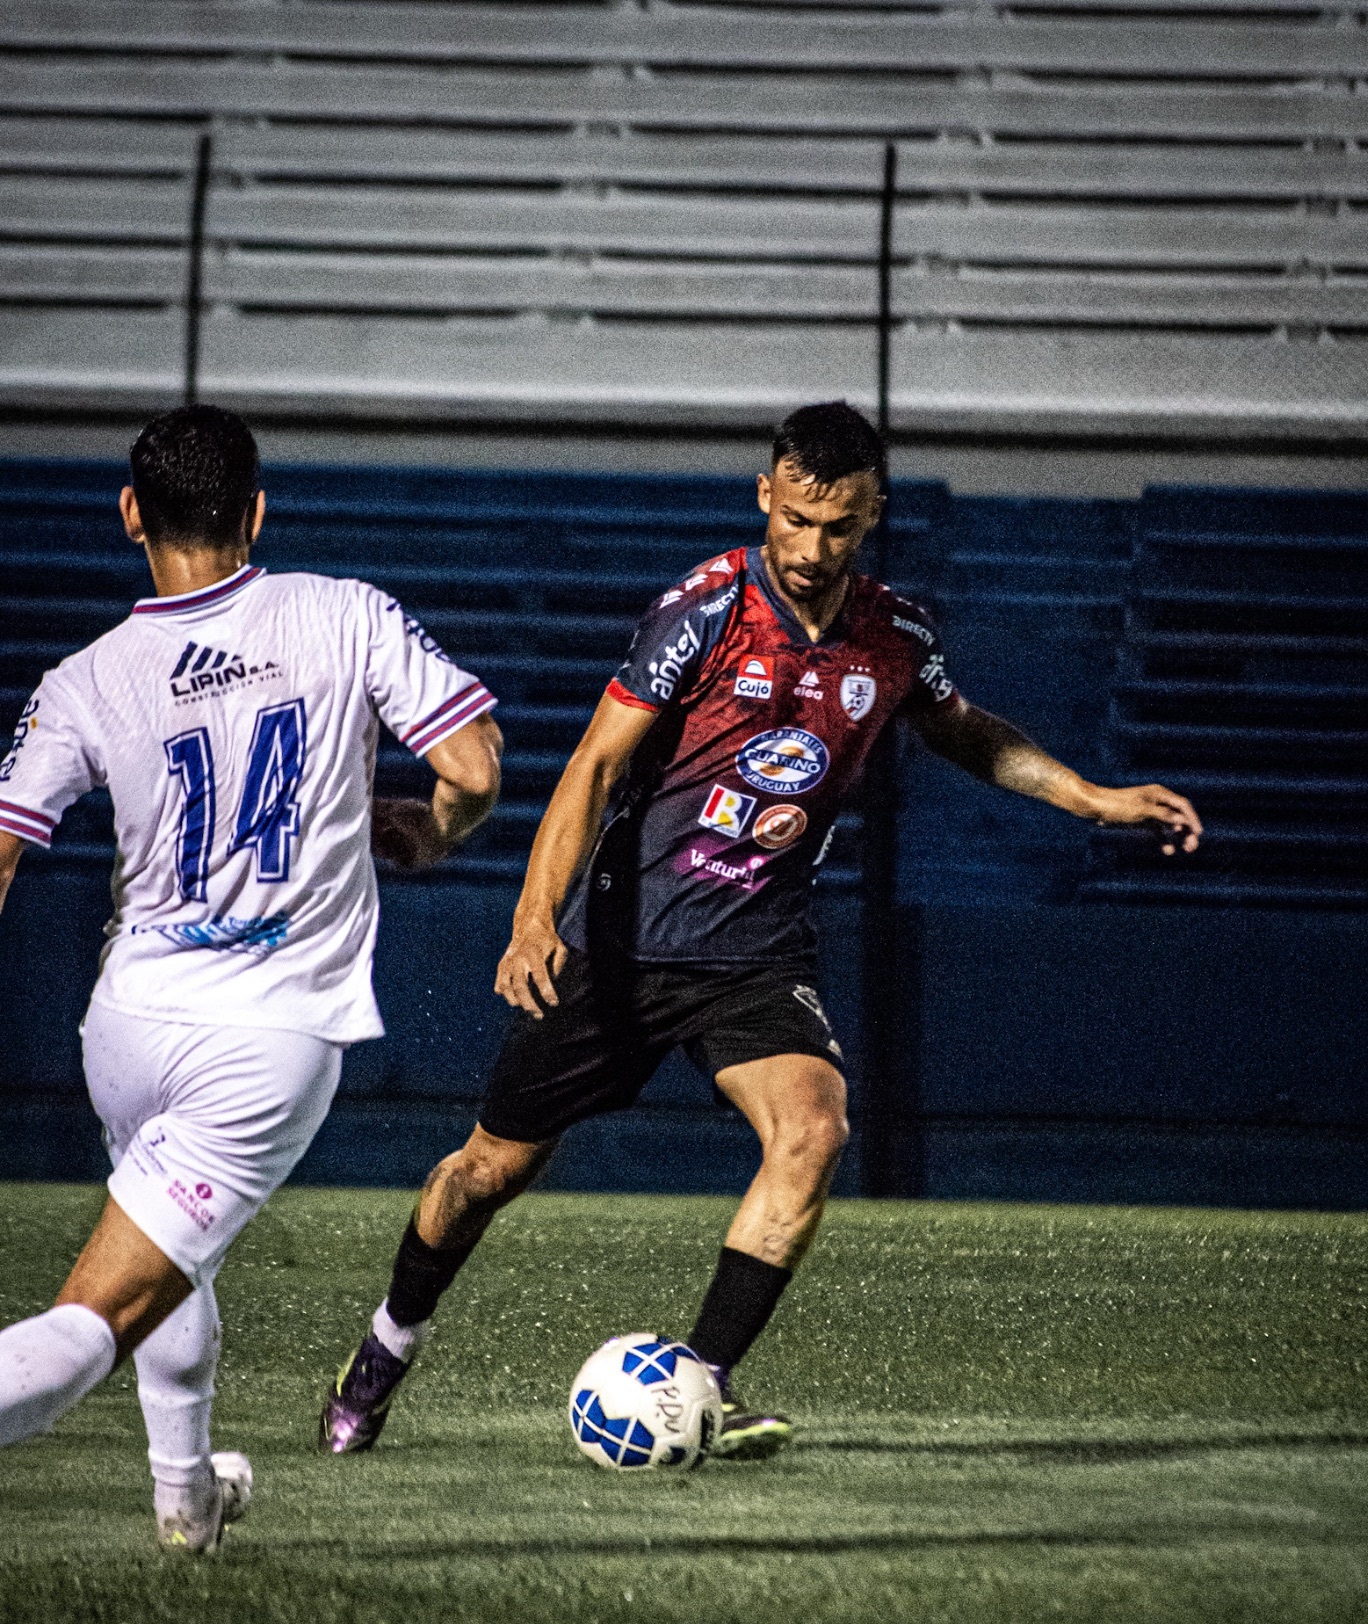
left=1, top=1, right=1365, bottom=438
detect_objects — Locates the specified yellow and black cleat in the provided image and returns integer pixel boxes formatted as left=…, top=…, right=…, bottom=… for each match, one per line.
left=710, top=1399, right=794, bottom=1461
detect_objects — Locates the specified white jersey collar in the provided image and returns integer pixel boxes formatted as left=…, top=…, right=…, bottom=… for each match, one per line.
left=132, top=564, right=264, bottom=617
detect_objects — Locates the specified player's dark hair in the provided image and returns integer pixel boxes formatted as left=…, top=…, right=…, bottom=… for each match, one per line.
left=129, top=404, right=260, bottom=547
left=772, top=401, right=886, bottom=487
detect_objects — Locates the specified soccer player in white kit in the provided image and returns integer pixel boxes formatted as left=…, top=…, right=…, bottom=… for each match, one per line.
left=0, top=405, right=502, bottom=1551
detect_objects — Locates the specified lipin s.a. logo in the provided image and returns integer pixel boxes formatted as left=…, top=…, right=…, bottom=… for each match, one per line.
left=169, top=641, right=281, bottom=704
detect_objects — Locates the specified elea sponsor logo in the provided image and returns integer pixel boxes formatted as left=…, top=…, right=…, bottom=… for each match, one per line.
left=698, top=783, right=757, bottom=839
left=734, top=655, right=774, bottom=700
left=893, top=613, right=935, bottom=647
left=753, top=804, right=807, bottom=850
left=793, top=670, right=824, bottom=701
left=647, top=620, right=701, bottom=701
left=169, top=640, right=281, bottom=701
left=735, top=728, right=829, bottom=794
left=840, top=672, right=877, bottom=721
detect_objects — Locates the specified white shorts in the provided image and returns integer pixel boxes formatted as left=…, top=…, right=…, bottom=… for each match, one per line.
left=82, top=1001, right=343, bottom=1290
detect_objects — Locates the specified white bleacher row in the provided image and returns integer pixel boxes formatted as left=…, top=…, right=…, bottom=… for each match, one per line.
left=0, top=0, right=1364, bottom=438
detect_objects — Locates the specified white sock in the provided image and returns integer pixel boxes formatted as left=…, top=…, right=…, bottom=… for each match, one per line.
left=135, top=1282, right=220, bottom=1503
left=372, top=1300, right=431, bottom=1365
left=0, top=1303, right=117, bottom=1448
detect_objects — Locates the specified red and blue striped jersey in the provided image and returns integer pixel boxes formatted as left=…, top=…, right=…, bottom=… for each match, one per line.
left=558, top=545, right=956, bottom=965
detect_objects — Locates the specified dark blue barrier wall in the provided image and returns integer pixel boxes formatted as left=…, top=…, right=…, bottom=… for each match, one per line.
left=1, top=461, right=1364, bottom=1208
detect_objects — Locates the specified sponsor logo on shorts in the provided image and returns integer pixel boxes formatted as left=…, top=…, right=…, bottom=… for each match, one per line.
left=736, top=728, right=829, bottom=794
left=840, top=672, right=877, bottom=721
left=793, top=985, right=831, bottom=1029
left=793, top=670, right=824, bottom=702
left=752, top=804, right=807, bottom=850
left=734, top=655, right=774, bottom=700
left=196, top=1182, right=213, bottom=1201
left=698, top=783, right=756, bottom=839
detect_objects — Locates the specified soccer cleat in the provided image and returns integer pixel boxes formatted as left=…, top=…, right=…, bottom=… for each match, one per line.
left=211, top=1450, right=253, bottom=1525
left=318, top=1333, right=410, bottom=1454
left=710, top=1396, right=794, bottom=1461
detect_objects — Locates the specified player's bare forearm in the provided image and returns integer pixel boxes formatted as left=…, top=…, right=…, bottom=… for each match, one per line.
left=915, top=697, right=1202, bottom=855
left=0, top=830, right=23, bottom=914
left=497, top=693, right=657, bottom=1014
left=372, top=713, right=503, bottom=870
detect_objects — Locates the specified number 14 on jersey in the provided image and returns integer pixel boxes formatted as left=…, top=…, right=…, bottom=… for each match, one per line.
left=164, top=699, right=307, bottom=901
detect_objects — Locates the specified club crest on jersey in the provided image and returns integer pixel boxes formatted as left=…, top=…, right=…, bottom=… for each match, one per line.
left=735, top=728, right=829, bottom=795
left=753, top=804, right=807, bottom=850
left=698, top=783, right=757, bottom=839
left=734, top=656, right=774, bottom=700
left=840, top=673, right=877, bottom=721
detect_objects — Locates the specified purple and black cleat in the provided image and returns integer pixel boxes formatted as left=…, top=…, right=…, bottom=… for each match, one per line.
left=318, top=1334, right=410, bottom=1455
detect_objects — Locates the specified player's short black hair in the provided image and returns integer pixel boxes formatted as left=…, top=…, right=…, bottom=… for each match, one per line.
left=772, top=401, right=886, bottom=487
left=129, top=404, right=260, bottom=547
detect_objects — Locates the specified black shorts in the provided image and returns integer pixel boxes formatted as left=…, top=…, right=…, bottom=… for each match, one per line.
left=478, top=947, right=844, bottom=1143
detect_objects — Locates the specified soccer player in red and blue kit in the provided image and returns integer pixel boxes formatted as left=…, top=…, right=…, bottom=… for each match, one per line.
left=321, top=402, right=1202, bottom=1459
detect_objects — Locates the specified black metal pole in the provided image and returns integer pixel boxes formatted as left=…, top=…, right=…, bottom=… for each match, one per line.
left=183, top=131, right=212, bottom=405
left=860, top=142, right=916, bottom=1200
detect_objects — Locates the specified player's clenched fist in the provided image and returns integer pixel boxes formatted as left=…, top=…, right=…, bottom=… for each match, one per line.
left=1086, top=783, right=1203, bottom=856
left=495, top=915, right=568, bottom=1016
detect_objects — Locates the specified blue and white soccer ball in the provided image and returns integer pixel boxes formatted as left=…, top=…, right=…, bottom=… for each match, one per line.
left=568, top=1334, right=723, bottom=1471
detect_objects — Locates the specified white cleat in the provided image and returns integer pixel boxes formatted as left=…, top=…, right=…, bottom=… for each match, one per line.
left=156, top=1452, right=252, bottom=1554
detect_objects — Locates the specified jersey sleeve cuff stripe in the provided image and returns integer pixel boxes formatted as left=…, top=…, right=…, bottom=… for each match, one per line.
left=606, top=679, right=659, bottom=713
left=0, top=809, right=52, bottom=846
left=0, top=798, right=55, bottom=830
left=405, top=686, right=497, bottom=754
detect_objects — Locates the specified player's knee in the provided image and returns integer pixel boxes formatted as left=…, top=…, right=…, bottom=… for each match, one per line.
left=769, top=1105, right=849, bottom=1176
left=458, top=1142, right=542, bottom=1210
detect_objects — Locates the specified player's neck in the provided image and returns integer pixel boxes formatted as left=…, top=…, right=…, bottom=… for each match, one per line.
left=143, top=543, right=251, bottom=600
left=760, top=550, right=849, bottom=643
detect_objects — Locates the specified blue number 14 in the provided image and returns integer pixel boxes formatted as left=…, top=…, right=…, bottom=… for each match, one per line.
left=165, top=698, right=307, bottom=900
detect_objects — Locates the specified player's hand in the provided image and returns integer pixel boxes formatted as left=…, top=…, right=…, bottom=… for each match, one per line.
left=371, top=797, right=453, bottom=870
left=1086, top=784, right=1203, bottom=855
left=495, top=914, right=568, bottom=1017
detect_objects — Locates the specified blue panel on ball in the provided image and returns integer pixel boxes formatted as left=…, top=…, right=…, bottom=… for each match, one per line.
left=622, top=1339, right=678, bottom=1385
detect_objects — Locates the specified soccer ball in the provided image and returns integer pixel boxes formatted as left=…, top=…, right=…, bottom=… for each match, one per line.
left=568, top=1334, right=723, bottom=1470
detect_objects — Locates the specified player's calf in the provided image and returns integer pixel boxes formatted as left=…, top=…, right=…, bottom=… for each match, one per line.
left=320, top=1128, right=552, bottom=1455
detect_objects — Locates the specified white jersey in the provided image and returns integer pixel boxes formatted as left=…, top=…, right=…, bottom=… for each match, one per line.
left=0, top=564, right=494, bottom=1044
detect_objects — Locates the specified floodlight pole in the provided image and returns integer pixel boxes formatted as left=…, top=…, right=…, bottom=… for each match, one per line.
left=183, top=131, right=212, bottom=406
left=860, top=142, right=920, bottom=1199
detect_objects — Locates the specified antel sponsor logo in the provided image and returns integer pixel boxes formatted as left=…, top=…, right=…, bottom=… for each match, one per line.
left=753, top=804, right=807, bottom=850
left=698, top=782, right=757, bottom=839
left=734, top=655, right=774, bottom=700
left=735, top=728, right=829, bottom=794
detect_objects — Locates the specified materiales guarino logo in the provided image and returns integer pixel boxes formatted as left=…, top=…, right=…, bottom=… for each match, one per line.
left=735, top=728, right=829, bottom=794
left=169, top=640, right=281, bottom=702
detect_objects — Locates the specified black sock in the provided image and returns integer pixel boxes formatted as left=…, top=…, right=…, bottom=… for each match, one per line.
left=687, top=1246, right=793, bottom=1377
left=384, top=1216, right=478, bottom=1328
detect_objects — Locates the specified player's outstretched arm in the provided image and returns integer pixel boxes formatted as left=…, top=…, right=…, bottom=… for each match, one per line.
left=913, top=695, right=1202, bottom=856
left=0, top=831, right=23, bottom=915
left=372, top=713, right=503, bottom=870
left=495, top=693, right=658, bottom=1016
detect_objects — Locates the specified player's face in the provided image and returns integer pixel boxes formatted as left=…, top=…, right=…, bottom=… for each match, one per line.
left=757, top=461, right=882, bottom=605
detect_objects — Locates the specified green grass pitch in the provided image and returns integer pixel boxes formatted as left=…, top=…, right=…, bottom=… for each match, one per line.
left=0, top=1184, right=1365, bottom=1624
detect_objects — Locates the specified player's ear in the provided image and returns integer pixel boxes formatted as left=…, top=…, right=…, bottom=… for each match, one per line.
left=119, top=486, right=146, bottom=545
left=757, top=471, right=772, bottom=515
left=246, top=489, right=266, bottom=545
